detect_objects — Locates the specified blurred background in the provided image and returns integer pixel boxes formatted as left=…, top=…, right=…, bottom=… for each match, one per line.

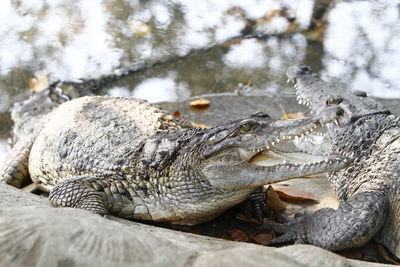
left=0, top=0, right=399, bottom=164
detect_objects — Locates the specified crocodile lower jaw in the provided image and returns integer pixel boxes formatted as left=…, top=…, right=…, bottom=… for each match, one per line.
left=249, top=150, right=343, bottom=167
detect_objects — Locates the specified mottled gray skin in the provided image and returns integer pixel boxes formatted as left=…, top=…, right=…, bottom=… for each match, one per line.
left=1, top=90, right=348, bottom=225
left=267, top=64, right=400, bottom=258
left=0, top=86, right=75, bottom=188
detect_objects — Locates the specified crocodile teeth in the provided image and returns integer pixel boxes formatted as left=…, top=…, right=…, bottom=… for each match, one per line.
left=287, top=78, right=295, bottom=84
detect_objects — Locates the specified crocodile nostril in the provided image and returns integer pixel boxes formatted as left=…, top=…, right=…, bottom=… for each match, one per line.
left=299, top=65, right=312, bottom=75
left=251, top=112, right=270, bottom=118
left=353, top=90, right=368, bottom=97
left=336, top=108, right=344, bottom=116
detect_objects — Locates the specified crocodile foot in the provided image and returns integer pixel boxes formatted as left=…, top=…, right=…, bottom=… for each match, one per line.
left=49, top=176, right=109, bottom=216
left=260, top=219, right=307, bottom=245
left=261, top=191, right=388, bottom=250
left=239, top=187, right=268, bottom=222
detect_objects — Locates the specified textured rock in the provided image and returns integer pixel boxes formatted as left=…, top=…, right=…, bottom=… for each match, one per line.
left=0, top=185, right=391, bottom=267
left=158, top=95, right=400, bottom=126
left=193, top=245, right=386, bottom=267
left=0, top=183, right=49, bottom=208
left=0, top=207, right=193, bottom=267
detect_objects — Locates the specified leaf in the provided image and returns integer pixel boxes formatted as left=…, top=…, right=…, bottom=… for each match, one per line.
left=279, top=105, right=306, bottom=120
left=377, top=244, right=400, bottom=265
left=272, top=186, right=319, bottom=202
left=231, top=229, right=250, bottom=242
left=28, top=70, right=48, bottom=92
left=222, top=229, right=250, bottom=242
left=266, top=185, right=286, bottom=211
left=336, top=249, right=362, bottom=260
left=128, top=20, right=152, bottom=37
left=250, top=230, right=276, bottom=245
left=171, top=111, right=182, bottom=118
left=189, top=98, right=210, bottom=109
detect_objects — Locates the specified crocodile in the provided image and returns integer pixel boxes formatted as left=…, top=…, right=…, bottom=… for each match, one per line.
left=263, top=64, right=400, bottom=258
left=0, top=89, right=349, bottom=225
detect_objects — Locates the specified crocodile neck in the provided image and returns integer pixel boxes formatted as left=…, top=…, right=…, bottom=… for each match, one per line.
left=328, top=113, right=400, bottom=200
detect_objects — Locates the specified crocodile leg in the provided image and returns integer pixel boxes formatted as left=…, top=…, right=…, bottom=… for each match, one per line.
left=262, top=191, right=388, bottom=250
left=239, top=187, right=267, bottom=222
left=49, top=176, right=112, bottom=216
left=0, top=141, right=33, bottom=188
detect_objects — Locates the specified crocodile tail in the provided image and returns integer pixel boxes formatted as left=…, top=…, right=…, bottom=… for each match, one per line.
left=0, top=140, right=33, bottom=188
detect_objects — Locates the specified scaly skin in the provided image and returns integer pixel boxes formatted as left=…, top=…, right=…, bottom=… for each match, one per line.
left=1, top=92, right=348, bottom=225
left=0, top=86, right=71, bottom=188
left=265, top=64, right=400, bottom=258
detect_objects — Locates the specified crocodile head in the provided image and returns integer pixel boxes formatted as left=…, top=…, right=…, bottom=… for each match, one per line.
left=197, top=108, right=349, bottom=190
left=286, top=64, right=390, bottom=126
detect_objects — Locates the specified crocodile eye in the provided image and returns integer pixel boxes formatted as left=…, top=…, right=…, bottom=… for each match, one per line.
left=326, top=97, right=343, bottom=106
left=326, top=99, right=335, bottom=105
left=239, top=123, right=254, bottom=133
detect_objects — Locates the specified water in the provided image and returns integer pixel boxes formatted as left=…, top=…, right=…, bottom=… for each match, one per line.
left=0, top=0, right=400, bottom=164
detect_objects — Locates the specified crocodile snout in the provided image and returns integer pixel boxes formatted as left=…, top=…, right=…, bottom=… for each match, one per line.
left=286, top=64, right=314, bottom=80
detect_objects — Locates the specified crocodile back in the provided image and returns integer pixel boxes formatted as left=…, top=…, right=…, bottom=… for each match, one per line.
left=28, top=96, right=188, bottom=191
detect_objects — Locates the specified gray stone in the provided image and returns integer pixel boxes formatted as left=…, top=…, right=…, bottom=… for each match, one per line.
left=0, top=185, right=391, bottom=267
left=0, top=183, right=48, bottom=208
left=158, top=95, right=400, bottom=126
left=193, top=245, right=387, bottom=267
left=0, top=207, right=193, bottom=267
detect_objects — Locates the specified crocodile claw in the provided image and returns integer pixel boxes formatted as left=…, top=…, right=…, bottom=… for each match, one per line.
left=239, top=187, right=268, bottom=223
left=260, top=220, right=307, bottom=246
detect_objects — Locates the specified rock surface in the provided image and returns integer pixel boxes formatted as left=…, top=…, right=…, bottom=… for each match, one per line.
left=0, top=183, right=390, bottom=267
left=158, top=95, right=400, bottom=126
left=0, top=183, right=49, bottom=208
